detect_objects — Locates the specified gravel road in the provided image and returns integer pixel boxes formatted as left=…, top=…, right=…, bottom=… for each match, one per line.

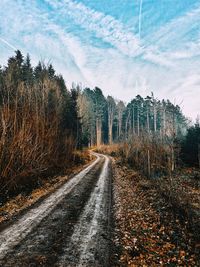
left=0, top=152, right=112, bottom=267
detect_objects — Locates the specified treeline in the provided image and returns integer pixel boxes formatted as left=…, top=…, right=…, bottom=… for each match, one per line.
left=78, top=87, right=189, bottom=176
left=78, top=88, right=187, bottom=145
left=0, top=51, right=80, bottom=193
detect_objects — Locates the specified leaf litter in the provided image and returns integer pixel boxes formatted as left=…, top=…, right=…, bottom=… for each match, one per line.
left=112, top=159, right=200, bottom=266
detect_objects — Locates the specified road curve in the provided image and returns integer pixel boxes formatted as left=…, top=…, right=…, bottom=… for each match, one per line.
left=0, top=152, right=112, bottom=267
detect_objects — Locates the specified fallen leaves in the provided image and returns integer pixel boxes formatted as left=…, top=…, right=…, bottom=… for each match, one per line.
left=112, top=159, right=200, bottom=266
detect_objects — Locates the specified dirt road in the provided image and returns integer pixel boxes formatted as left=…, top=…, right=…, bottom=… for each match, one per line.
left=0, top=153, right=112, bottom=267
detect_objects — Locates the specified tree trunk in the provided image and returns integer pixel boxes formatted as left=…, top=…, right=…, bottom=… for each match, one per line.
left=147, top=149, right=151, bottom=178
left=147, top=108, right=150, bottom=134
left=108, top=113, right=113, bottom=144
left=154, top=104, right=157, bottom=132
left=118, top=114, right=122, bottom=139
left=171, top=146, right=175, bottom=172
left=125, top=110, right=130, bottom=139
left=108, top=122, right=112, bottom=145
left=163, top=108, right=166, bottom=134
left=96, top=118, right=102, bottom=146
left=132, top=105, right=135, bottom=135
left=137, top=106, right=140, bottom=136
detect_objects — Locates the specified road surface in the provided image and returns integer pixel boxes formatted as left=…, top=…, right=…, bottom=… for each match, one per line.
left=0, top=152, right=112, bottom=267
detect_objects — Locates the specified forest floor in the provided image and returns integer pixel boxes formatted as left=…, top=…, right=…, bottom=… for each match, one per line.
left=111, top=158, right=200, bottom=266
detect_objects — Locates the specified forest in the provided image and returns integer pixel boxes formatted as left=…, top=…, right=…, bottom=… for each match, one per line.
left=0, top=51, right=199, bottom=196
left=0, top=51, right=80, bottom=197
left=0, top=51, right=199, bottom=266
left=78, top=87, right=195, bottom=177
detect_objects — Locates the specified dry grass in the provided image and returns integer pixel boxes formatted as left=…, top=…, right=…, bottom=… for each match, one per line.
left=0, top=77, right=75, bottom=197
left=96, top=134, right=174, bottom=177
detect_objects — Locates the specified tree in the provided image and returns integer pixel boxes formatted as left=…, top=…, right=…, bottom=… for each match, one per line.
left=0, top=51, right=82, bottom=194
left=5, top=50, right=24, bottom=86
left=22, top=54, right=33, bottom=85
left=78, top=92, right=95, bottom=146
left=69, top=88, right=81, bottom=148
left=151, top=92, right=157, bottom=132
left=94, top=87, right=107, bottom=146
left=116, top=100, right=125, bottom=140
left=135, top=95, right=143, bottom=136
left=48, top=64, right=55, bottom=79
left=181, top=119, right=200, bottom=167
left=34, top=61, right=43, bottom=81
left=144, top=95, right=152, bottom=134
left=107, top=95, right=116, bottom=144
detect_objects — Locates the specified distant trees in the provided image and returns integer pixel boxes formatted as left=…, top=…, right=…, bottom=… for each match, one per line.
left=78, top=87, right=107, bottom=146
left=78, top=89, right=187, bottom=149
left=78, top=88, right=190, bottom=175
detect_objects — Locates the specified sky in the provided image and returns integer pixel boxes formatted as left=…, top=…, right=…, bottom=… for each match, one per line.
left=0, top=0, right=200, bottom=120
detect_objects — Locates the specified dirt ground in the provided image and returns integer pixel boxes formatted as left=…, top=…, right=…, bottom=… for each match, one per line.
left=1, top=151, right=199, bottom=266
left=0, top=153, right=112, bottom=267
left=112, top=158, right=200, bottom=266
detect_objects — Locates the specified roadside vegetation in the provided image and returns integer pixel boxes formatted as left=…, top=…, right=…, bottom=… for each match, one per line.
left=96, top=121, right=200, bottom=265
left=0, top=51, right=199, bottom=265
left=0, top=51, right=84, bottom=203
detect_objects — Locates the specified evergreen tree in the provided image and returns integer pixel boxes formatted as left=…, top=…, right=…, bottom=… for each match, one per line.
left=181, top=119, right=200, bottom=167
left=22, top=54, right=33, bottom=85
left=34, top=61, right=43, bottom=81
left=48, top=64, right=55, bottom=79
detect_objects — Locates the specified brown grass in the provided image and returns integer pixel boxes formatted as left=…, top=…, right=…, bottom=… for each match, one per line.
left=96, top=133, right=174, bottom=177
left=0, top=78, right=75, bottom=197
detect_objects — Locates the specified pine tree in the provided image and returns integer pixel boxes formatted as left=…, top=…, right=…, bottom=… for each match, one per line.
left=181, top=119, right=200, bottom=167
left=22, top=54, right=33, bottom=85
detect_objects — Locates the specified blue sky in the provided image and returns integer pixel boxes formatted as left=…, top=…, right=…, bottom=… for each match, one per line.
left=0, top=0, right=200, bottom=119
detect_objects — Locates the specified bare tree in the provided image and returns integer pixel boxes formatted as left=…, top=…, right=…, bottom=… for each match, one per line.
left=116, top=100, right=125, bottom=140
left=107, top=96, right=116, bottom=144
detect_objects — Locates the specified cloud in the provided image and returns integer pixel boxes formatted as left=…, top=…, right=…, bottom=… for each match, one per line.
left=147, top=3, right=200, bottom=50
left=44, top=0, right=142, bottom=57
left=0, top=37, right=17, bottom=51
left=0, top=0, right=199, bottom=119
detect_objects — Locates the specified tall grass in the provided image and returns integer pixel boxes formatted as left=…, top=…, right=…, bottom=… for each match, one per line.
left=97, top=132, right=178, bottom=178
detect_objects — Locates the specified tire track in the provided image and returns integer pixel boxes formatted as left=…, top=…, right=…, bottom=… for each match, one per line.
left=57, top=155, right=111, bottom=267
left=0, top=152, right=112, bottom=267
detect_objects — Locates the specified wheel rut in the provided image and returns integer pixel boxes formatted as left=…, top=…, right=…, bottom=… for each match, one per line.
left=0, top=153, right=112, bottom=267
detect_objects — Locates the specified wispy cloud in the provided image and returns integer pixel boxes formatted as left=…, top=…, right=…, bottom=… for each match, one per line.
left=0, top=37, right=17, bottom=51
left=45, top=0, right=142, bottom=57
left=147, top=3, right=200, bottom=50
left=138, top=0, right=143, bottom=40
left=0, top=0, right=199, bottom=119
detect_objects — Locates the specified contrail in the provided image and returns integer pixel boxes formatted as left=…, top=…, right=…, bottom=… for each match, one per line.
left=139, top=0, right=143, bottom=40
left=0, top=37, right=17, bottom=51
